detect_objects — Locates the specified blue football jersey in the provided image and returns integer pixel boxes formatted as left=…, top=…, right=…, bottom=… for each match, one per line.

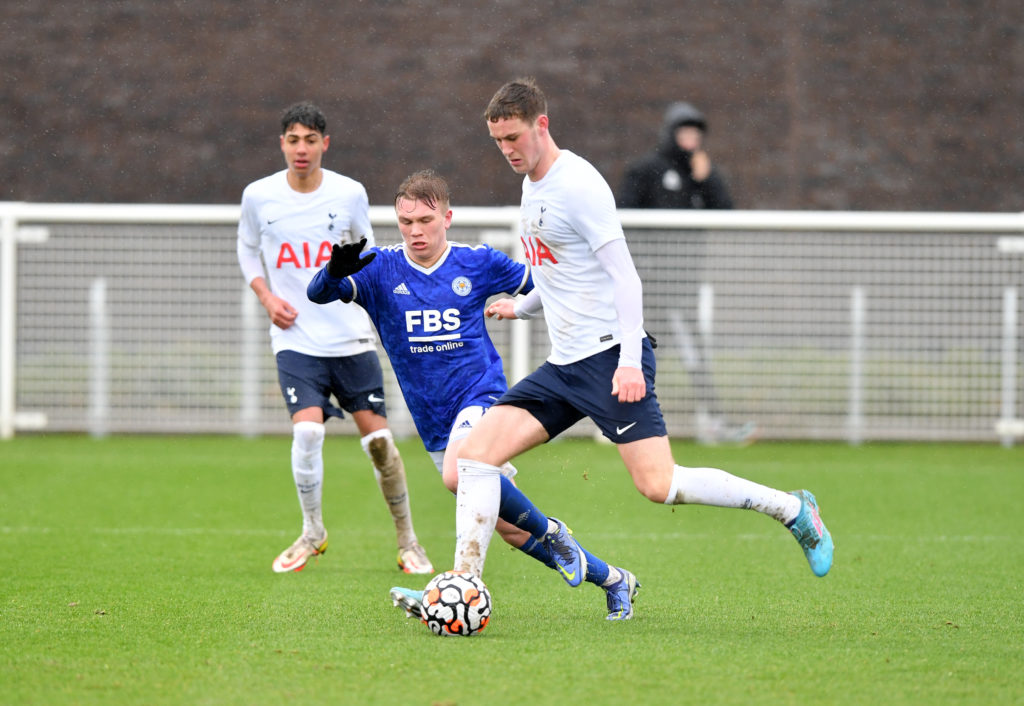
left=310, top=242, right=531, bottom=451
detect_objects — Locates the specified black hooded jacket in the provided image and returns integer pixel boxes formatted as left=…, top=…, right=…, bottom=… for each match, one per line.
left=618, top=102, right=733, bottom=209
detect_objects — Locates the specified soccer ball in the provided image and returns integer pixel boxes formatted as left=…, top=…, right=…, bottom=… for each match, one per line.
left=420, top=571, right=492, bottom=636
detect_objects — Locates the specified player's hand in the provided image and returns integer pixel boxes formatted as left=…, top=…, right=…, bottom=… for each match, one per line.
left=610, top=366, right=646, bottom=403
left=262, top=293, right=298, bottom=329
left=485, top=298, right=518, bottom=320
left=326, top=237, right=376, bottom=278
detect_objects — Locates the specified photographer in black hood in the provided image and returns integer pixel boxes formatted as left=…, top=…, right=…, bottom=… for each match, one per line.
left=618, top=101, right=733, bottom=209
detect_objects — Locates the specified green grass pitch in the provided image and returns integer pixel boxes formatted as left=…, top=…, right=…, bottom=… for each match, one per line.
left=1, top=435, right=1021, bottom=705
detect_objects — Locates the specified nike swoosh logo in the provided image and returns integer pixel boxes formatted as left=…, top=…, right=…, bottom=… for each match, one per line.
left=277, top=555, right=305, bottom=571
left=616, top=422, right=637, bottom=435
left=556, top=565, right=576, bottom=582
left=368, top=394, right=384, bottom=403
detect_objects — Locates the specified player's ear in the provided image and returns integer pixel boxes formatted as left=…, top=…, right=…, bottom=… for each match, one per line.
left=536, top=114, right=549, bottom=133
left=322, top=134, right=330, bottom=152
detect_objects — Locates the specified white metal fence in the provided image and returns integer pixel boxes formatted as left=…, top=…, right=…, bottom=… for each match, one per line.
left=2, top=203, right=1022, bottom=444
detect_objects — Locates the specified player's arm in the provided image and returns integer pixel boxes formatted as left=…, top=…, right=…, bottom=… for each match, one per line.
left=307, top=237, right=375, bottom=304
left=594, top=238, right=647, bottom=403
left=237, top=208, right=297, bottom=329
left=484, top=253, right=536, bottom=320
left=485, top=287, right=543, bottom=321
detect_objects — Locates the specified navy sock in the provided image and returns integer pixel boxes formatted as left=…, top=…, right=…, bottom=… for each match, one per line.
left=498, top=475, right=548, bottom=538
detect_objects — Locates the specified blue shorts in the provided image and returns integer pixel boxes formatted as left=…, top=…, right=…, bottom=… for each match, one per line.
left=497, top=338, right=667, bottom=443
left=275, top=350, right=387, bottom=420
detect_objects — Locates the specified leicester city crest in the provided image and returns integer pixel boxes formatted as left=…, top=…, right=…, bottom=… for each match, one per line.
left=452, top=276, right=472, bottom=296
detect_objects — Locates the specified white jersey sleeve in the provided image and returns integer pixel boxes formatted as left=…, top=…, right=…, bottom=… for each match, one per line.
left=237, top=196, right=266, bottom=284
left=594, top=238, right=644, bottom=368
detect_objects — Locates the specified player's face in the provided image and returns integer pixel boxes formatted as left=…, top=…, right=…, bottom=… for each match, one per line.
left=395, top=196, right=452, bottom=268
left=487, top=115, right=549, bottom=179
left=280, top=123, right=329, bottom=182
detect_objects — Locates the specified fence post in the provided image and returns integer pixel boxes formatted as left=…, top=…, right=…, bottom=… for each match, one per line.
left=240, top=284, right=260, bottom=437
left=89, top=278, right=109, bottom=438
left=999, top=287, right=1019, bottom=448
left=848, top=286, right=866, bottom=445
left=0, top=209, right=15, bottom=439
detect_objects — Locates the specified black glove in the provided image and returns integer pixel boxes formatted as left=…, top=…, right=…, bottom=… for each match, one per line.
left=326, top=237, right=376, bottom=278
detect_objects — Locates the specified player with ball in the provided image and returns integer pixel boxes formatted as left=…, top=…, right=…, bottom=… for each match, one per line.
left=308, top=169, right=639, bottom=629
left=437, top=77, right=833, bottom=618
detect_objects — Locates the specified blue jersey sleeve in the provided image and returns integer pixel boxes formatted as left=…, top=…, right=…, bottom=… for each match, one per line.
left=485, top=246, right=533, bottom=297
left=307, top=266, right=355, bottom=304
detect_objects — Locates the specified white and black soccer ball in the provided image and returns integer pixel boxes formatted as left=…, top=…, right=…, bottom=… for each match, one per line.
left=420, top=571, right=492, bottom=637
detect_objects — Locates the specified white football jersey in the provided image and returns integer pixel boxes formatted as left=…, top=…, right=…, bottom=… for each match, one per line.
left=237, top=169, right=377, bottom=357
left=519, top=150, right=627, bottom=364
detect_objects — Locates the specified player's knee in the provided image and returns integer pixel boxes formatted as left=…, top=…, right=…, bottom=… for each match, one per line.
left=631, top=472, right=672, bottom=503
left=456, top=436, right=484, bottom=462
left=361, top=428, right=398, bottom=471
left=293, top=420, right=325, bottom=451
left=495, top=520, right=529, bottom=547
left=292, top=421, right=325, bottom=466
left=441, top=466, right=459, bottom=494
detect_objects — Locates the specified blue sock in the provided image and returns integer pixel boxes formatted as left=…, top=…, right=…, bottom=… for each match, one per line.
left=580, top=546, right=610, bottom=585
left=498, top=475, right=612, bottom=585
left=498, top=475, right=548, bottom=538
left=519, top=534, right=612, bottom=585
left=518, top=536, right=557, bottom=570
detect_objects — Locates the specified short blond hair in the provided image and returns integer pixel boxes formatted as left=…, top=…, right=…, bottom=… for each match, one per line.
left=394, top=169, right=450, bottom=212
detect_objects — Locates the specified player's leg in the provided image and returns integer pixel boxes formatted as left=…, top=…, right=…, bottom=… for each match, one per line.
left=444, top=424, right=616, bottom=594
left=586, top=339, right=833, bottom=576
left=452, top=404, right=547, bottom=578
left=356, top=420, right=433, bottom=574
left=290, top=407, right=327, bottom=533
left=617, top=435, right=833, bottom=576
left=273, top=409, right=330, bottom=573
left=338, top=352, right=432, bottom=575
left=440, top=410, right=559, bottom=576
left=456, top=378, right=637, bottom=616
left=495, top=472, right=639, bottom=617
left=271, top=352, right=334, bottom=573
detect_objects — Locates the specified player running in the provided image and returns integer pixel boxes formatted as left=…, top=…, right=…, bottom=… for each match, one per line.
left=442, top=78, right=833, bottom=609
left=237, top=101, right=432, bottom=575
left=307, top=169, right=639, bottom=620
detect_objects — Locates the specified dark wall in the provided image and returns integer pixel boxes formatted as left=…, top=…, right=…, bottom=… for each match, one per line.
left=2, top=1, right=1021, bottom=210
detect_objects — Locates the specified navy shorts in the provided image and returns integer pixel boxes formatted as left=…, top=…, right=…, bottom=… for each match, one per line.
left=497, top=338, right=667, bottom=443
left=275, top=349, right=387, bottom=420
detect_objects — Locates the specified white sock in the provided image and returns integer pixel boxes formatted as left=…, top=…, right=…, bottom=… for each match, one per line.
left=291, top=421, right=326, bottom=536
left=664, top=465, right=800, bottom=524
left=602, top=566, right=623, bottom=587
left=454, top=459, right=501, bottom=577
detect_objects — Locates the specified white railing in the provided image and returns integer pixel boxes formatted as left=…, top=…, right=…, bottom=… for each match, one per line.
left=2, top=202, right=1022, bottom=444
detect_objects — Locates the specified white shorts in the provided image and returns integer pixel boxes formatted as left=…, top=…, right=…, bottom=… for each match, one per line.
left=426, top=405, right=517, bottom=479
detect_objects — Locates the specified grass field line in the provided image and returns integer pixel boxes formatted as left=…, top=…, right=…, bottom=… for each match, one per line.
left=0, top=525, right=1013, bottom=543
